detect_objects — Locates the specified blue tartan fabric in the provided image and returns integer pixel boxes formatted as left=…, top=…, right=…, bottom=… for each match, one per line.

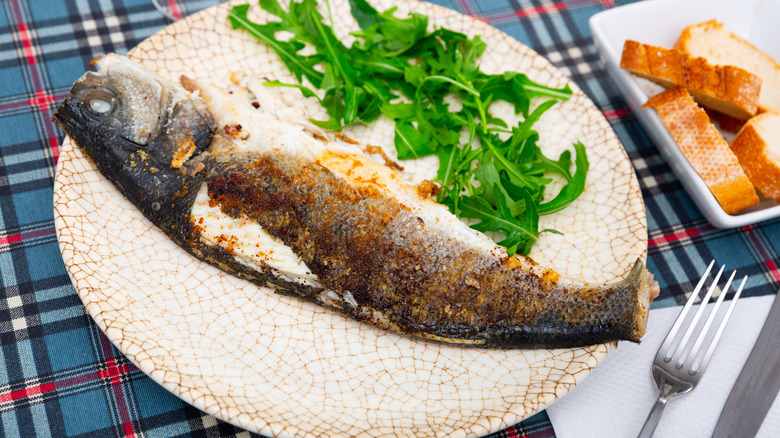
left=0, top=0, right=778, bottom=437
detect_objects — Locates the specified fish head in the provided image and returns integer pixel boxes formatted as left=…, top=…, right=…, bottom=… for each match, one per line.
left=53, top=53, right=215, bottom=168
left=53, top=54, right=216, bottom=240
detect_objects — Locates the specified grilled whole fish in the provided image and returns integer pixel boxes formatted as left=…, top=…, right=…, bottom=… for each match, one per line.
left=53, top=54, right=655, bottom=348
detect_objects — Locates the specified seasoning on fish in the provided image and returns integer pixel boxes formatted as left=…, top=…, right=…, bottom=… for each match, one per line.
left=53, top=54, right=656, bottom=348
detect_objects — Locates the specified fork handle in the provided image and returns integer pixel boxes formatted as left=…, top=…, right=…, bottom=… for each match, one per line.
left=637, top=393, right=669, bottom=438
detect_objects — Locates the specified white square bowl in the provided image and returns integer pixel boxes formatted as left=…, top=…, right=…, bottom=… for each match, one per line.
left=590, top=0, right=780, bottom=228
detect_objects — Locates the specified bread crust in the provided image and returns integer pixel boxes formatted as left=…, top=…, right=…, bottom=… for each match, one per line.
left=644, top=87, right=759, bottom=214
left=730, top=111, right=780, bottom=203
left=621, top=40, right=761, bottom=120
left=676, top=20, right=780, bottom=112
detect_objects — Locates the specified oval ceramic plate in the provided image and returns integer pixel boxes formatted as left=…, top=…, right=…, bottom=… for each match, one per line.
left=53, top=1, right=648, bottom=437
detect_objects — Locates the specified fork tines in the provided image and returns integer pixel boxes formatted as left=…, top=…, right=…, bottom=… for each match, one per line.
left=638, top=260, right=746, bottom=438
left=659, top=260, right=747, bottom=374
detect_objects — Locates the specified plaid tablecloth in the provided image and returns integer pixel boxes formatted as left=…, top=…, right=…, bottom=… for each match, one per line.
left=1, top=0, right=778, bottom=437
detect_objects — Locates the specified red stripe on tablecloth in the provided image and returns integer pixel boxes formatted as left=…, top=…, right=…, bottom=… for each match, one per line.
left=98, top=359, right=131, bottom=386
left=22, top=227, right=55, bottom=240
left=123, top=422, right=136, bottom=437
left=49, top=136, right=60, bottom=159
left=9, top=1, right=61, bottom=163
left=55, top=371, right=103, bottom=389
left=0, top=227, right=56, bottom=248
left=17, top=23, right=36, bottom=65
left=742, top=225, right=780, bottom=283
left=486, top=3, right=567, bottom=23
left=0, top=358, right=138, bottom=408
left=457, top=0, right=475, bottom=17
left=0, top=100, right=30, bottom=112
left=0, top=234, right=22, bottom=246
left=0, top=93, right=69, bottom=113
left=602, top=108, right=629, bottom=120
left=527, top=428, right=555, bottom=438
left=0, top=382, right=56, bottom=404
left=506, top=426, right=521, bottom=438
left=484, top=10, right=516, bottom=22
left=99, top=336, right=137, bottom=437
left=767, top=259, right=780, bottom=283
left=0, top=90, right=64, bottom=159
left=167, top=0, right=182, bottom=19
left=28, top=90, right=56, bottom=112
left=516, top=3, right=566, bottom=18
left=648, top=227, right=701, bottom=248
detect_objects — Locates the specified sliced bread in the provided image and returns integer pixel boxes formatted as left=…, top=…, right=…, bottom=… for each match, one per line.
left=621, top=40, right=761, bottom=120
left=730, top=111, right=780, bottom=203
left=643, top=87, right=759, bottom=214
left=676, top=20, right=780, bottom=112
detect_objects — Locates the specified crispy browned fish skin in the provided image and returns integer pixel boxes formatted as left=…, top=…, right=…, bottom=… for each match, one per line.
left=53, top=55, right=653, bottom=349
left=201, top=151, right=652, bottom=348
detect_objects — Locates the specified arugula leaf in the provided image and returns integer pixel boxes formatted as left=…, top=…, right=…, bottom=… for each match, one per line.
left=435, top=146, right=460, bottom=190
left=511, top=99, right=557, bottom=146
left=352, top=56, right=406, bottom=77
left=513, top=73, right=573, bottom=100
left=537, top=149, right=572, bottom=181
left=349, top=1, right=428, bottom=57
left=228, top=4, right=323, bottom=86
left=348, top=0, right=380, bottom=29
left=230, top=0, right=589, bottom=255
left=394, top=120, right=434, bottom=159
left=538, top=141, right=589, bottom=215
left=459, top=183, right=539, bottom=256
left=380, top=102, right=415, bottom=119
left=263, top=79, right=320, bottom=100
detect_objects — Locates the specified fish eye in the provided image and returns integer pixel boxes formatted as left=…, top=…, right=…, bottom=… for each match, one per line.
left=84, top=88, right=117, bottom=117
left=89, top=98, right=112, bottom=113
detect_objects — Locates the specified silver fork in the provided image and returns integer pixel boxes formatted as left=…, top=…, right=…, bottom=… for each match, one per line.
left=637, top=260, right=747, bottom=438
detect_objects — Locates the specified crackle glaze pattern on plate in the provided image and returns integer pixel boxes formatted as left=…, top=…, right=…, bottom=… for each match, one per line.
left=52, top=1, right=648, bottom=437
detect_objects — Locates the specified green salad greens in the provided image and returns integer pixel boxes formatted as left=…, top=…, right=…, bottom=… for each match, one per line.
left=228, top=0, right=589, bottom=255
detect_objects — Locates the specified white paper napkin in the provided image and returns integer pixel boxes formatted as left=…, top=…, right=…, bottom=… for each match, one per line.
left=547, top=295, right=780, bottom=438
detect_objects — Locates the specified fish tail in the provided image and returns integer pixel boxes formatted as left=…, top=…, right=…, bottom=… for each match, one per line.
left=614, top=258, right=657, bottom=342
